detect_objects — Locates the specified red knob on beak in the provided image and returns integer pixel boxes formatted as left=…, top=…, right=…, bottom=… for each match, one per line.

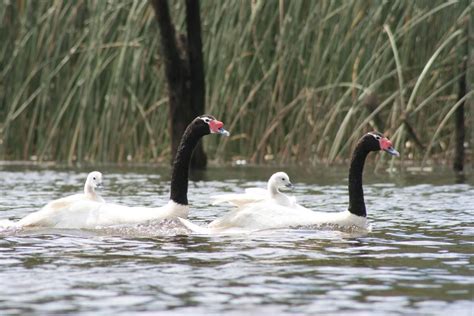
left=209, top=120, right=224, bottom=132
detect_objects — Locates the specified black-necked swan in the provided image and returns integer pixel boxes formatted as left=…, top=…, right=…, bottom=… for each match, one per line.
left=16, top=115, right=229, bottom=229
left=212, top=172, right=296, bottom=207
left=179, top=132, right=399, bottom=234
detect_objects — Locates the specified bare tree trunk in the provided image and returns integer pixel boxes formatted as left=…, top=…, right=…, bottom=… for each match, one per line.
left=185, top=0, right=207, bottom=168
left=453, top=59, right=466, bottom=173
left=150, top=0, right=207, bottom=169
left=453, top=13, right=471, bottom=173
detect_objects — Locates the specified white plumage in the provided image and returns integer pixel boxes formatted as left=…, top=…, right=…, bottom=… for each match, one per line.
left=211, top=172, right=296, bottom=207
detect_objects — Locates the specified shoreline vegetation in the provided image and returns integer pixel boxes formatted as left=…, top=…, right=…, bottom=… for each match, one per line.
left=1, top=1, right=472, bottom=167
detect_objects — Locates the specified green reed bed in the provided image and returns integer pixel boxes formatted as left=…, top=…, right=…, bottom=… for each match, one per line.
left=0, top=0, right=471, bottom=166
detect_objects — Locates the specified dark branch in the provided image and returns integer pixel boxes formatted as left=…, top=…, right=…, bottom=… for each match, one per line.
left=185, top=0, right=207, bottom=168
left=150, top=0, right=183, bottom=84
left=185, top=0, right=205, bottom=115
left=453, top=59, right=466, bottom=172
left=149, top=0, right=207, bottom=169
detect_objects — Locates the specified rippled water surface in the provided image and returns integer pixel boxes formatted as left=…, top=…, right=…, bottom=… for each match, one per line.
left=0, top=164, right=472, bottom=315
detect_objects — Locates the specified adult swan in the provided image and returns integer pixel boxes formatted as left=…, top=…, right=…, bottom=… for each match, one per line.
left=17, top=115, right=230, bottom=229
left=180, top=132, right=399, bottom=233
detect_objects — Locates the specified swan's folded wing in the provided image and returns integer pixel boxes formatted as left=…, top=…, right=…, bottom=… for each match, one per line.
left=243, top=188, right=268, bottom=195
left=179, top=217, right=214, bottom=234
left=211, top=188, right=269, bottom=207
left=179, top=217, right=250, bottom=234
left=45, top=194, right=82, bottom=211
left=208, top=200, right=289, bottom=231
left=17, top=194, right=83, bottom=227
left=18, top=207, right=59, bottom=227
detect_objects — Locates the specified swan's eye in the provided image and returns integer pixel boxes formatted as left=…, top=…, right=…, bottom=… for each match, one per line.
left=93, top=177, right=96, bottom=180
left=282, top=178, right=285, bottom=181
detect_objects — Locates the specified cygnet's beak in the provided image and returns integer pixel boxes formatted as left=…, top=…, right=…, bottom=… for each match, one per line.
left=285, top=182, right=294, bottom=189
left=96, top=183, right=104, bottom=189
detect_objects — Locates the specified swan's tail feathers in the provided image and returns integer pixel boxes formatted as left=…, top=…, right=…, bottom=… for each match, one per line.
left=0, top=219, right=19, bottom=229
left=178, top=217, right=213, bottom=234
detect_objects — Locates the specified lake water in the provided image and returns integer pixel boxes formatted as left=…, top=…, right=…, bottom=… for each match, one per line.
left=0, top=164, right=472, bottom=315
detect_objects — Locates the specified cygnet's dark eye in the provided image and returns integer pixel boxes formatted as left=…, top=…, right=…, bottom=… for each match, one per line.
left=282, top=178, right=285, bottom=181
left=93, top=177, right=96, bottom=180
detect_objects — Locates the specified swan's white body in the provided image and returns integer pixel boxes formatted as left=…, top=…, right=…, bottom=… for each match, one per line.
left=18, top=200, right=188, bottom=229
left=212, top=172, right=296, bottom=207
left=16, top=170, right=190, bottom=228
left=180, top=132, right=399, bottom=235
left=180, top=171, right=368, bottom=234
left=179, top=201, right=368, bottom=234
left=8, top=116, right=230, bottom=230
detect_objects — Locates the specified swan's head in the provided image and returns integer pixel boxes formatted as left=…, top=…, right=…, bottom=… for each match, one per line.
left=269, top=172, right=294, bottom=190
left=195, top=115, right=230, bottom=136
left=86, top=171, right=104, bottom=190
left=366, top=132, right=400, bottom=156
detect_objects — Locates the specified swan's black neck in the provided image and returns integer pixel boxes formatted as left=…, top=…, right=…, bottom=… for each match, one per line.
left=170, top=125, right=204, bottom=205
left=348, top=141, right=371, bottom=217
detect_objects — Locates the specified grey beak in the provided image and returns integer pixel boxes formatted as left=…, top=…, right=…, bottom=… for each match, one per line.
left=384, top=146, right=400, bottom=157
left=285, top=182, right=294, bottom=189
left=96, top=183, right=104, bottom=189
left=217, top=128, right=230, bottom=136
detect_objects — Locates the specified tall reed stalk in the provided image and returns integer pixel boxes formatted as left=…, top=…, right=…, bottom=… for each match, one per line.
left=0, top=0, right=471, bottom=166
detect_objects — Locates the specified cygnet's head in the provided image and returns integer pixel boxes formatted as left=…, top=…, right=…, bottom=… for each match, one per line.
left=269, top=172, right=293, bottom=190
left=86, top=171, right=103, bottom=190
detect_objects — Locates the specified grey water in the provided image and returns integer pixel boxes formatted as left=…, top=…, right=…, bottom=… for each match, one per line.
left=0, top=164, right=472, bottom=315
